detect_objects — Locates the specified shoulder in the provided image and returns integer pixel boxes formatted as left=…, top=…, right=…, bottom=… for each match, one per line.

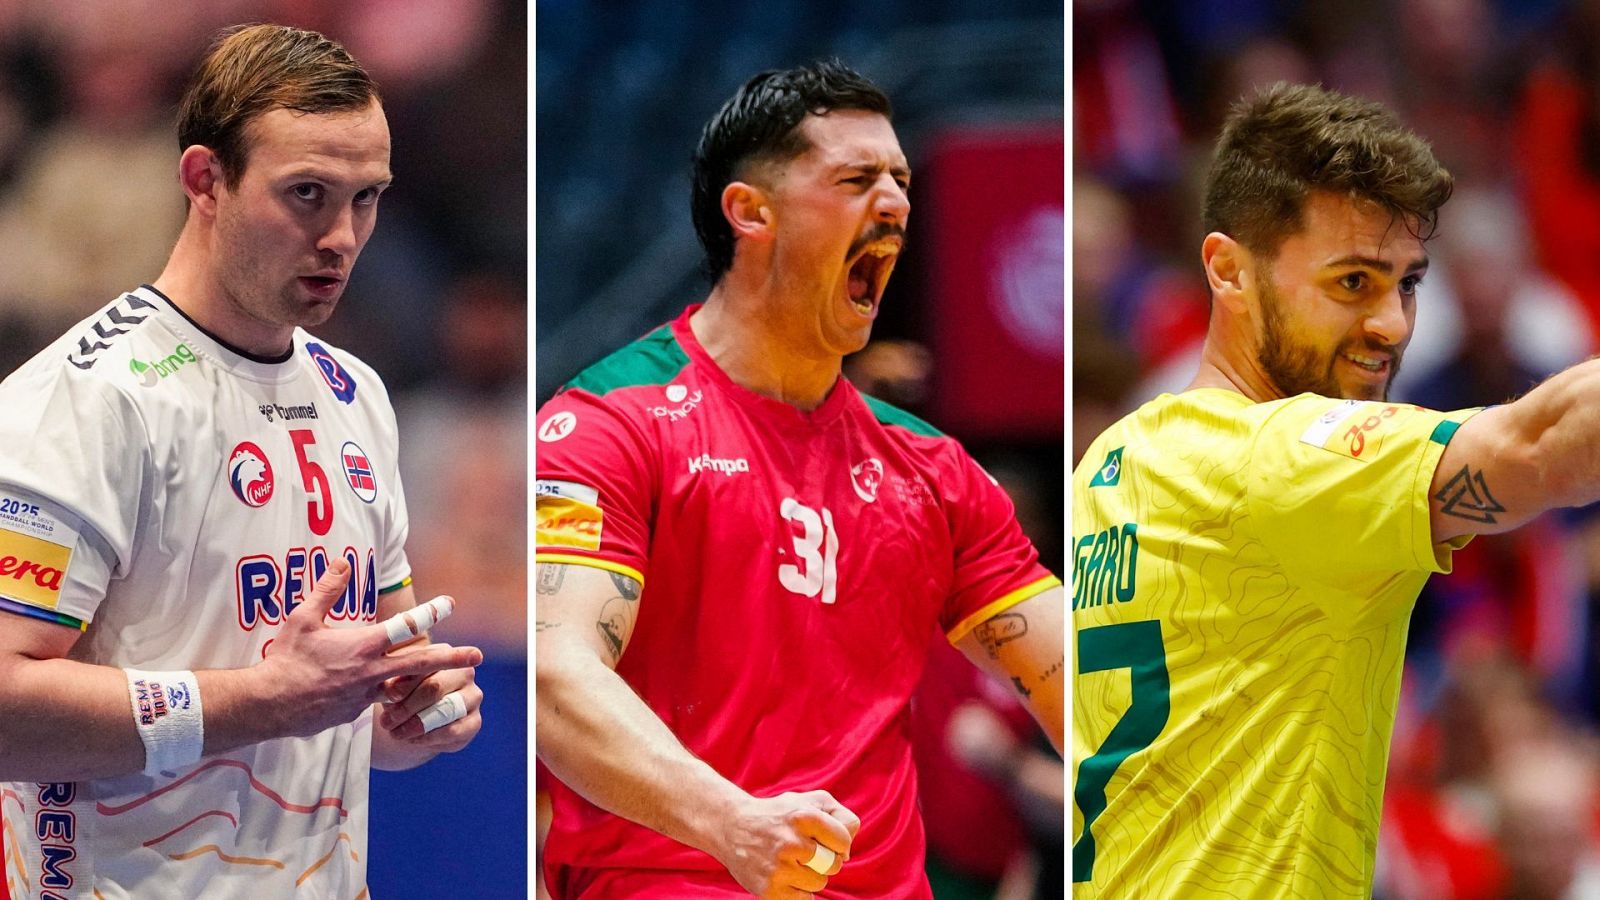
left=563, top=323, right=688, bottom=398
left=1, top=291, right=175, bottom=418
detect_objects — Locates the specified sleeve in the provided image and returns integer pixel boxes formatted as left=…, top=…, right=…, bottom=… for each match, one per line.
left=1246, top=396, right=1480, bottom=591
left=377, top=395, right=412, bottom=594
left=534, top=388, right=655, bottom=586
left=939, top=445, right=1062, bottom=643
left=0, top=368, right=148, bottom=628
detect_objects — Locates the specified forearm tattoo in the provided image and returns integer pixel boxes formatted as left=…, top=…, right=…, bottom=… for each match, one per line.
left=1434, top=465, right=1506, bottom=524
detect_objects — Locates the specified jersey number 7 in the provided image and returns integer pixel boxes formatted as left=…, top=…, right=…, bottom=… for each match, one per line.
left=1073, top=619, right=1170, bottom=883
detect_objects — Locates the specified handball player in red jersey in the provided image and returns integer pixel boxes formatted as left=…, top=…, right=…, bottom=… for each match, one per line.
left=535, top=61, right=1065, bottom=899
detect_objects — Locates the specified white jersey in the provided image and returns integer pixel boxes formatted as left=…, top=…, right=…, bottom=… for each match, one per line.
left=0, top=286, right=411, bottom=899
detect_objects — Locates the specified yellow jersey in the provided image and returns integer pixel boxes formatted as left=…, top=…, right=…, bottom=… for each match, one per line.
left=1071, top=388, right=1480, bottom=897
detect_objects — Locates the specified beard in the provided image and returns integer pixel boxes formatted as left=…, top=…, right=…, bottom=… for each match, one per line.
left=1257, top=274, right=1400, bottom=401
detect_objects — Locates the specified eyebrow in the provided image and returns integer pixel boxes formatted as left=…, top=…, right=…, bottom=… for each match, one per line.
left=836, top=161, right=911, bottom=179
left=1322, top=254, right=1428, bottom=275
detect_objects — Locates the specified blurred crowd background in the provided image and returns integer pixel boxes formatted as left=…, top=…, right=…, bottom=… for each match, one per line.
left=1077, top=0, right=1600, bottom=896
left=0, top=1, right=525, bottom=895
left=537, top=1, right=1065, bottom=896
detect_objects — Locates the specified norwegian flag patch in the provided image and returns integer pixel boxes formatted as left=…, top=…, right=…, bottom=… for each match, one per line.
left=341, top=441, right=378, bottom=503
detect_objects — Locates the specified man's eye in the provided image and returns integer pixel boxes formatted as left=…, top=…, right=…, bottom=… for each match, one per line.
left=1340, top=272, right=1367, bottom=292
left=1399, top=275, right=1423, bottom=296
left=354, top=188, right=380, bottom=206
left=293, top=184, right=323, bottom=202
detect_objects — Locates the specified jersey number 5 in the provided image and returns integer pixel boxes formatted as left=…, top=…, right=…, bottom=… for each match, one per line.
left=290, top=429, right=334, bottom=536
left=1073, top=619, right=1169, bottom=883
left=778, top=498, right=837, bottom=605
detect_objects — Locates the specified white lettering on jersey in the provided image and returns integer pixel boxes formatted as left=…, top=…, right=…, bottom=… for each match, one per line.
left=687, top=454, right=749, bottom=476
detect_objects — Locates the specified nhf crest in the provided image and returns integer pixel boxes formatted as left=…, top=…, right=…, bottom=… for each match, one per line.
left=341, top=441, right=378, bottom=504
left=228, top=442, right=275, bottom=508
left=305, top=341, right=357, bottom=405
left=851, top=458, right=884, bottom=503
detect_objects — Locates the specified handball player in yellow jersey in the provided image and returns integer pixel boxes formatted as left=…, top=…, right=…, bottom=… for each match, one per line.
left=1073, top=82, right=1598, bottom=896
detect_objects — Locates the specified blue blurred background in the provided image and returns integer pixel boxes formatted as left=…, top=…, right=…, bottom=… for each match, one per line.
left=0, top=1, right=526, bottom=896
left=538, top=1, right=1065, bottom=897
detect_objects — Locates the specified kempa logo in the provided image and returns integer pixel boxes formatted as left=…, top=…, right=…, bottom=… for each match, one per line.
left=687, top=454, right=750, bottom=476
left=130, top=343, right=197, bottom=387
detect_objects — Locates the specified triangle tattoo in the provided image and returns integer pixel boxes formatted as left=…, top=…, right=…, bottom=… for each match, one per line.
left=1433, top=466, right=1506, bottom=524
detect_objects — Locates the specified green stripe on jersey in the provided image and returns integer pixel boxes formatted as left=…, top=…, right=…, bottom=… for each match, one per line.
left=566, top=325, right=691, bottom=395
left=1428, top=419, right=1462, bottom=446
left=863, top=394, right=943, bottom=438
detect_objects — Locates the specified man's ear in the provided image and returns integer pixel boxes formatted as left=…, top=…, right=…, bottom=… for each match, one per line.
left=722, top=181, right=775, bottom=244
left=178, top=145, right=225, bottom=216
left=1202, top=232, right=1253, bottom=312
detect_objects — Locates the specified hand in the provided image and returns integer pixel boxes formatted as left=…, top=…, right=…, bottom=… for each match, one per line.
left=714, top=790, right=860, bottom=899
left=258, top=559, right=483, bottom=738
left=376, top=649, right=483, bottom=752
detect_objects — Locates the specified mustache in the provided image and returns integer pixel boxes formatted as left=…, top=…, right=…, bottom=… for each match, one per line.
left=846, top=223, right=908, bottom=260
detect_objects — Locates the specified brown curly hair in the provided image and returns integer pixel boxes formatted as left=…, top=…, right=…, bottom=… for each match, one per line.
left=1201, top=82, right=1453, bottom=257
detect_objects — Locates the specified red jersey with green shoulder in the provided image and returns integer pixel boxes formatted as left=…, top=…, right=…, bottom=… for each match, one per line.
left=535, top=305, right=1058, bottom=898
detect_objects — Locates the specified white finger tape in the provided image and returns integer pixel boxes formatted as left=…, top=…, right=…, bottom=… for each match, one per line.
left=803, top=843, right=836, bottom=876
left=382, top=596, right=455, bottom=647
left=417, top=691, right=468, bottom=734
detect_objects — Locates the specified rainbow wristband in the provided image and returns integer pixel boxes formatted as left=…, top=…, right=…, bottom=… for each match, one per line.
left=124, top=669, right=204, bottom=776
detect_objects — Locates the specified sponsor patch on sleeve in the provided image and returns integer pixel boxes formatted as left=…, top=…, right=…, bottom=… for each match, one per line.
left=1297, top=400, right=1416, bottom=462
left=0, top=505, right=76, bottom=611
left=535, top=480, right=603, bottom=550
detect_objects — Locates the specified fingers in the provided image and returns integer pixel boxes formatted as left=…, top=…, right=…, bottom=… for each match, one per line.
left=382, top=677, right=482, bottom=739
left=812, top=791, right=861, bottom=843
left=288, top=558, right=352, bottom=626
left=380, top=595, right=456, bottom=648
left=791, top=793, right=855, bottom=856
left=381, top=644, right=483, bottom=682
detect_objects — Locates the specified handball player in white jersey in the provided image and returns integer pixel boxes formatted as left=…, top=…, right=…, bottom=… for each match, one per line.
left=0, top=25, right=484, bottom=899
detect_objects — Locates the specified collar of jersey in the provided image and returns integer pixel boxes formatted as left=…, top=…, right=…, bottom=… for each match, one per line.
left=672, top=303, right=856, bottom=429
left=135, top=285, right=304, bottom=385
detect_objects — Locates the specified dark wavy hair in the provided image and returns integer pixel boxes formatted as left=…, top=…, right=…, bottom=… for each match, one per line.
left=691, top=60, right=891, bottom=282
left=178, top=24, right=379, bottom=186
left=1202, top=82, right=1453, bottom=257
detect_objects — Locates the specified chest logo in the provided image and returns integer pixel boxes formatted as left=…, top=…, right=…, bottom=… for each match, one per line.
left=1089, top=447, right=1123, bottom=488
left=851, top=458, right=884, bottom=503
left=539, top=411, right=577, bottom=443
left=341, top=441, right=379, bottom=504
left=649, top=384, right=703, bottom=421
left=305, top=342, right=357, bottom=405
left=228, top=442, right=275, bottom=508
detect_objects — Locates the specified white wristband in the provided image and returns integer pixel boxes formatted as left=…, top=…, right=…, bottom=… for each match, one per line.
left=417, top=691, right=468, bottom=734
left=125, top=669, right=204, bottom=776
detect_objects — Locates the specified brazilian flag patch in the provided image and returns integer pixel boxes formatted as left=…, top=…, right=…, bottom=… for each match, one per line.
left=1089, top=447, right=1124, bottom=487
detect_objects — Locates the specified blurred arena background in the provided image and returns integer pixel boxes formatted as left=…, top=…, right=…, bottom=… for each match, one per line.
left=0, top=1, right=525, bottom=896
left=1077, top=0, right=1600, bottom=896
left=536, top=1, right=1065, bottom=896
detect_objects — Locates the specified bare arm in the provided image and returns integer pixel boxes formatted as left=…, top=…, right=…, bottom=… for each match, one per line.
left=370, top=583, right=484, bottom=772
left=535, top=562, right=857, bottom=898
left=952, top=587, right=1065, bottom=755
left=0, top=559, right=482, bottom=782
left=1431, top=360, right=1600, bottom=544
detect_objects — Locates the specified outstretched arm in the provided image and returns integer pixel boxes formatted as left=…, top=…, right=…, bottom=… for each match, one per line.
left=1431, top=360, right=1600, bottom=544
left=535, top=561, right=858, bottom=899
left=952, top=587, right=1065, bottom=754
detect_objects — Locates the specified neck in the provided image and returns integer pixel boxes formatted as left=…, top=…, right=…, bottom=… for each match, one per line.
left=1185, top=313, right=1281, bottom=403
left=152, top=221, right=295, bottom=358
left=690, top=275, right=842, bottom=412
